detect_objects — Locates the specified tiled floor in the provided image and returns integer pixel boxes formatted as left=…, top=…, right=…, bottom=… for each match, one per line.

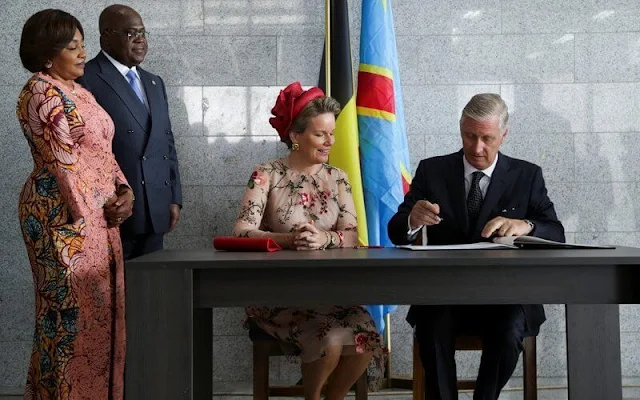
left=209, top=388, right=640, bottom=400
left=2, top=385, right=640, bottom=399
left=209, top=382, right=640, bottom=400
left=2, top=389, right=640, bottom=399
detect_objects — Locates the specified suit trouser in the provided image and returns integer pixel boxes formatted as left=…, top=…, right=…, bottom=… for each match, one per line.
left=413, top=305, right=526, bottom=400
left=121, top=231, right=164, bottom=261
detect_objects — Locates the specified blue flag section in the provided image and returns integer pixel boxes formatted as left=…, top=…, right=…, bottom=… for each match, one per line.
left=364, top=304, right=397, bottom=335
left=357, top=0, right=411, bottom=248
left=357, top=0, right=411, bottom=334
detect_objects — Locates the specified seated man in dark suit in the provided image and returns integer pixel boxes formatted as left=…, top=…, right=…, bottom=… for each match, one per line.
left=388, top=93, right=565, bottom=400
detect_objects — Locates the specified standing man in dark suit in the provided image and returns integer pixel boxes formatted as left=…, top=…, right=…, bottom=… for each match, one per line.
left=78, top=4, right=182, bottom=260
left=388, top=93, right=565, bottom=400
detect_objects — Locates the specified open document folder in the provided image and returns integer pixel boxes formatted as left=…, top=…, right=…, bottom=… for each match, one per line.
left=398, top=236, right=615, bottom=250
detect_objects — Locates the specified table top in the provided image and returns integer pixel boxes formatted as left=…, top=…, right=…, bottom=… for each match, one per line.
left=126, top=246, right=640, bottom=270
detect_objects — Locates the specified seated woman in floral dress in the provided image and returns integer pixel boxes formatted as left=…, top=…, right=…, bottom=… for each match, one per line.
left=232, top=82, right=383, bottom=400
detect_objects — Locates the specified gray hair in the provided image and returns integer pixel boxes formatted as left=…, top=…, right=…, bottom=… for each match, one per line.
left=460, top=93, right=509, bottom=131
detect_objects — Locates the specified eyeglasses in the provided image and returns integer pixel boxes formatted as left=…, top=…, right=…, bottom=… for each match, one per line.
left=105, top=29, right=149, bottom=41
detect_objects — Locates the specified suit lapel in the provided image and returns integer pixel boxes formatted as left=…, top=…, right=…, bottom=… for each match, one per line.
left=95, top=52, right=149, bottom=131
left=138, top=68, right=159, bottom=123
left=445, top=150, right=469, bottom=234
left=474, top=153, right=511, bottom=237
left=137, top=68, right=162, bottom=154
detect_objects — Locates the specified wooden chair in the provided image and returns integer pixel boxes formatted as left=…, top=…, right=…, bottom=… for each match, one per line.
left=412, top=334, right=537, bottom=400
left=250, top=324, right=368, bottom=400
left=409, top=229, right=537, bottom=399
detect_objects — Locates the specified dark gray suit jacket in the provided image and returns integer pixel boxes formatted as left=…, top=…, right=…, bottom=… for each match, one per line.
left=388, top=150, right=565, bottom=336
left=77, top=52, right=182, bottom=235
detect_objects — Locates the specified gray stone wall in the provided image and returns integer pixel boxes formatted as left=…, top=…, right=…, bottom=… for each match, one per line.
left=2, top=0, right=640, bottom=394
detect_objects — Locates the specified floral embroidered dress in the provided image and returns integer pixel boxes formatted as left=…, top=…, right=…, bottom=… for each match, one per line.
left=233, top=158, right=383, bottom=370
left=17, top=73, right=128, bottom=400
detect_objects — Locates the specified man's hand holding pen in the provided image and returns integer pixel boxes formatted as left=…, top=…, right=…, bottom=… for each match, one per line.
left=409, top=200, right=443, bottom=230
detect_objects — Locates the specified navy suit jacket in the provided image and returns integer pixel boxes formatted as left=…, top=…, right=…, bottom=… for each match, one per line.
left=388, top=150, right=565, bottom=335
left=77, top=52, right=182, bottom=235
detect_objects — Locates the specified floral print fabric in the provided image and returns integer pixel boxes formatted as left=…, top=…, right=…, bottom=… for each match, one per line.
left=233, top=158, right=384, bottom=382
left=233, top=158, right=358, bottom=239
left=17, top=73, right=127, bottom=400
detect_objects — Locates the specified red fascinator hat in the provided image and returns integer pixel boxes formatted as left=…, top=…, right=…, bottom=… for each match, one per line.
left=269, top=82, right=325, bottom=144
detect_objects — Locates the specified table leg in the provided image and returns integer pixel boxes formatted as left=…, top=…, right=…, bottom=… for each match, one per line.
left=194, top=308, right=213, bottom=400
left=125, top=268, right=193, bottom=400
left=565, top=304, right=622, bottom=400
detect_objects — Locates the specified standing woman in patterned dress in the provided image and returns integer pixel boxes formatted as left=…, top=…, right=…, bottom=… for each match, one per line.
left=17, top=9, right=133, bottom=399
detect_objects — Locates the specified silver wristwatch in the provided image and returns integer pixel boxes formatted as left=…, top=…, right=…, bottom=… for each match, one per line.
left=329, top=233, right=337, bottom=248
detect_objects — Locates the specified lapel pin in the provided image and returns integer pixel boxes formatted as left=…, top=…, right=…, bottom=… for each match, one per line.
left=152, top=80, right=156, bottom=85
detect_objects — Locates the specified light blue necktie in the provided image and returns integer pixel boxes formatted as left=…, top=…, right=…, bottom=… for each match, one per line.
left=126, top=70, right=145, bottom=105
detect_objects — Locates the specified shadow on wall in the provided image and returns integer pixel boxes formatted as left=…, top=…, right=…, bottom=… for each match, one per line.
left=165, top=85, right=285, bottom=250
left=502, top=81, right=613, bottom=246
left=573, top=85, right=616, bottom=246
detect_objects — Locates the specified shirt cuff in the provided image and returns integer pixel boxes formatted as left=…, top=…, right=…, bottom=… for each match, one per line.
left=407, top=215, right=423, bottom=236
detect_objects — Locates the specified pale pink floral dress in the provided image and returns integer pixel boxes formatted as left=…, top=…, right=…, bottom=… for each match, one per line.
left=233, top=158, right=384, bottom=379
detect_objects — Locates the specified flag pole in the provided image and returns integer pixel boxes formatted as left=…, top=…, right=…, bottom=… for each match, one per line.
left=385, top=312, right=393, bottom=387
left=324, top=0, right=332, bottom=97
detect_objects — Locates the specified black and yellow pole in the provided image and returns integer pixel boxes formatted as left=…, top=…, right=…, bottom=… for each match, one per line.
left=324, top=0, right=332, bottom=97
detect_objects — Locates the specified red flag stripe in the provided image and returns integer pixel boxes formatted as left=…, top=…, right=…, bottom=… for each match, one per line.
left=356, top=71, right=395, bottom=115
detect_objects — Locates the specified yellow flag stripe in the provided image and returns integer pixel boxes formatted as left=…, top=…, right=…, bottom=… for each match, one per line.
left=330, top=96, right=368, bottom=246
left=400, top=163, right=413, bottom=184
left=356, top=106, right=397, bottom=122
left=359, top=63, right=393, bottom=79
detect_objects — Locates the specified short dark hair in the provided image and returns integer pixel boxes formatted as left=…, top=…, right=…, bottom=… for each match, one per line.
left=20, top=9, right=84, bottom=73
left=286, top=97, right=341, bottom=148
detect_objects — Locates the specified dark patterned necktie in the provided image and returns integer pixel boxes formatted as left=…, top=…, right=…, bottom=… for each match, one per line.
left=467, top=171, right=485, bottom=229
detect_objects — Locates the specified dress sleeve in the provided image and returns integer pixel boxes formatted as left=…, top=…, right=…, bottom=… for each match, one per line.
left=112, top=158, right=130, bottom=189
left=19, top=81, right=87, bottom=221
left=333, top=169, right=359, bottom=247
left=232, top=166, right=271, bottom=237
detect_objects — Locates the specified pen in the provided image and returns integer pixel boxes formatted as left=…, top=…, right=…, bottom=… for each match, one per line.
left=422, top=199, right=443, bottom=222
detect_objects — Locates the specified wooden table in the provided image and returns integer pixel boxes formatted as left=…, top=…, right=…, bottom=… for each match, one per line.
left=124, top=247, right=640, bottom=400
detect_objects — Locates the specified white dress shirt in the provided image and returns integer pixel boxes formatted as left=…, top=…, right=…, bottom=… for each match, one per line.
left=102, top=50, right=149, bottom=110
left=462, top=153, right=498, bottom=200
left=407, top=154, right=500, bottom=240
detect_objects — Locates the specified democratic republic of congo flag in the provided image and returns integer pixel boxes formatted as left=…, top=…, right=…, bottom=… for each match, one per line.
left=357, top=0, right=412, bottom=248
left=356, top=0, right=411, bottom=334
left=319, top=0, right=368, bottom=246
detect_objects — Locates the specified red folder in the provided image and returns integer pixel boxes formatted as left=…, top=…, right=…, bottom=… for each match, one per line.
left=213, top=236, right=282, bottom=252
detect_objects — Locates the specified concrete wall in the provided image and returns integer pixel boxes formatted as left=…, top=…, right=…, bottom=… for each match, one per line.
left=2, top=0, right=640, bottom=394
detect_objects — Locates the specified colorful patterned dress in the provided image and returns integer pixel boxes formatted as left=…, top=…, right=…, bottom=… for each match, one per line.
left=233, top=158, right=384, bottom=375
left=16, top=73, right=128, bottom=400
